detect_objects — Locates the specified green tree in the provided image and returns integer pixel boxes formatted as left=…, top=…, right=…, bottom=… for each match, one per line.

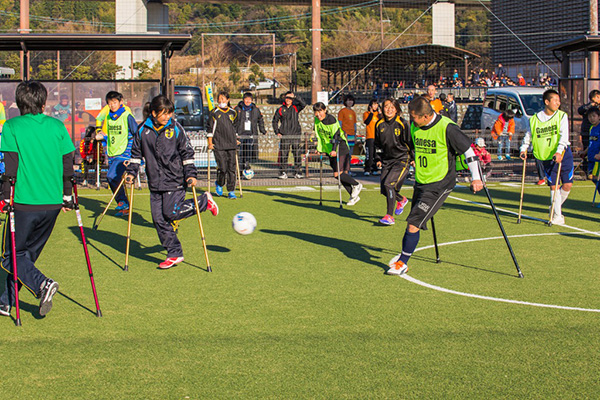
left=37, top=59, right=61, bottom=80
left=98, top=62, right=122, bottom=80
left=67, top=65, right=93, bottom=80
left=248, top=64, right=265, bottom=85
left=228, top=61, right=241, bottom=89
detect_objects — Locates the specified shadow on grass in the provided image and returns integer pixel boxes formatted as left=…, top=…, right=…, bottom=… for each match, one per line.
left=57, top=290, right=98, bottom=316
left=261, top=228, right=393, bottom=272
left=409, top=254, right=518, bottom=278
left=68, top=226, right=164, bottom=271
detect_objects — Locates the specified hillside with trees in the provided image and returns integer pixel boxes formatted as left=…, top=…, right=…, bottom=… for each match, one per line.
left=0, top=0, right=490, bottom=91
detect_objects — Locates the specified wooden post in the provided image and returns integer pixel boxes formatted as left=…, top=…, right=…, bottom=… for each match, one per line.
left=311, top=0, right=321, bottom=104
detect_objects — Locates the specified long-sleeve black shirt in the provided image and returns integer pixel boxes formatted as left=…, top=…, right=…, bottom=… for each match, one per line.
left=374, top=115, right=412, bottom=166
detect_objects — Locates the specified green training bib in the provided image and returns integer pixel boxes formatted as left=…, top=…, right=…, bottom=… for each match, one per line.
left=529, top=110, right=565, bottom=161
left=411, top=116, right=453, bottom=184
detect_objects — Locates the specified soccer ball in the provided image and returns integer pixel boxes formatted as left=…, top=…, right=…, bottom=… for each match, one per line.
left=232, top=212, right=257, bottom=235
left=243, top=169, right=255, bottom=180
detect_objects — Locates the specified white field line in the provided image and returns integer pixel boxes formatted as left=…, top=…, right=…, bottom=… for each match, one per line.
left=448, top=194, right=600, bottom=237
left=401, top=226, right=600, bottom=312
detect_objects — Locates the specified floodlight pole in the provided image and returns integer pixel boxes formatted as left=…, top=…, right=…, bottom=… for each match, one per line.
left=273, top=34, right=276, bottom=99
left=311, top=0, right=322, bottom=104
left=591, top=0, right=599, bottom=79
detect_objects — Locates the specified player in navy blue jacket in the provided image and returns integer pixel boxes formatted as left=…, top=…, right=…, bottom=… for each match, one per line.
left=125, top=95, right=219, bottom=269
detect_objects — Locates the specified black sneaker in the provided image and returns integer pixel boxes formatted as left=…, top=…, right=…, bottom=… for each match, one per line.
left=0, top=304, right=10, bottom=317
left=39, top=279, right=59, bottom=317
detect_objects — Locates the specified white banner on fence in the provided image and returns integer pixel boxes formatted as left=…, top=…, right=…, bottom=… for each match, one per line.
left=190, top=138, right=217, bottom=168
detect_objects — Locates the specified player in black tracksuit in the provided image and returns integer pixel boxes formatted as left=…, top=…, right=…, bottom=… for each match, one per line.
left=125, top=95, right=219, bottom=269
left=374, top=98, right=412, bottom=225
left=208, top=92, right=239, bottom=198
left=272, top=91, right=306, bottom=179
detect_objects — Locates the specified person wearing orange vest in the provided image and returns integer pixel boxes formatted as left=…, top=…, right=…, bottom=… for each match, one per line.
left=492, top=110, right=515, bottom=160
left=338, top=94, right=357, bottom=156
left=426, top=85, right=444, bottom=114
left=362, top=99, right=380, bottom=176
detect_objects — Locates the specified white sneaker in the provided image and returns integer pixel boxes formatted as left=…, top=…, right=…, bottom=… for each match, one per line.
left=350, top=183, right=363, bottom=199
left=551, top=215, right=565, bottom=225
left=347, top=196, right=361, bottom=206
left=387, top=255, right=409, bottom=275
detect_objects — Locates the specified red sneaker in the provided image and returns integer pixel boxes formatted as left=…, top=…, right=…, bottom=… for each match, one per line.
left=158, top=257, right=184, bottom=269
left=205, top=192, right=219, bottom=216
left=395, top=196, right=409, bottom=215
left=536, top=179, right=545, bottom=185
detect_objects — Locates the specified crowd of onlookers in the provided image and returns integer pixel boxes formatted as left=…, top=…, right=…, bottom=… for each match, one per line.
left=327, top=64, right=558, bottom=102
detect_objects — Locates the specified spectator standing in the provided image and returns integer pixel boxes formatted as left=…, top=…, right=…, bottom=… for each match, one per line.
left=492, top=110, right=515, bottom=160
left=584, top=108, right=600, bottom=181
left=577, top=89, right=600, bottom=175
left=473, top=138, right=492, bottom=178
left=362, top=99, right=380, bottom=176
left=425, top=85, right=444, bottom=113
left=338, top=94, right=357, bottom=156
left=52, top=94, right=71, bottom=123
left=79, top=127, right=103, bottom=187
left=497, top=64, right=507, bottom=78
left=446, top=93, right=458, bottom=123
left=517, top=73, right=526, bottom=86
left=235, top=92, right=266, bottom=175
left=272, top=91, right=306, bottom=179
left=0, top=81, right=75, bottom=318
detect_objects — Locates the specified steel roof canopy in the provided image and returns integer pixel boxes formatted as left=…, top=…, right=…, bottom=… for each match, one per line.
left=0, top=34, right=191, bottom=52
left=547, top=35, right=600, bottom=53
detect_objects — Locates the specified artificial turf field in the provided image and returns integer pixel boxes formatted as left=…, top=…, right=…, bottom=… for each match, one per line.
left=0, top=180, right=599, bottom=399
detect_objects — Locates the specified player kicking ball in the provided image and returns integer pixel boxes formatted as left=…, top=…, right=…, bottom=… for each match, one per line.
left=387, top=96, right=483, bottom=275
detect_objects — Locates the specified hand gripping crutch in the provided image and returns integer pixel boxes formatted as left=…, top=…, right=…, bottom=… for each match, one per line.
left=192, top=186, right=212, bottom=272
left=96, top=141, right=101, bottom=191
left=235, top=149, right=243, bottom=198
left=548, top=151, right=565, bottom=227
left=477, top=163, right=524, bottom=278
left=92, top=174, right=126, bottom=230
left=7, top=178, right=21, bottom=326
left=517, top=157, right=527, bottom=224
left=319, top=153, right=323, bottom=206
left=72, top=178, right=102, bottom=317
left=124, top=180, right=135, bottom=272
left=430, top=217, right=441, bottom=263
left=336, top=144, right=343, bottom=209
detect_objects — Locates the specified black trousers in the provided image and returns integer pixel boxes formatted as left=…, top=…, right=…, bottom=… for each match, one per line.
left=0, top=208, right=60, bottom=306
left=278, top=137, right=302, bottom=172
left=150, top=190, right=208, bottom=258
left=213, top=149, right=237, bottom=192
left=380, top=160, right=410, bottom=215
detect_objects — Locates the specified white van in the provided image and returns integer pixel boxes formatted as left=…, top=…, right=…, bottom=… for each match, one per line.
left=481, top=87, right=546, bottom=137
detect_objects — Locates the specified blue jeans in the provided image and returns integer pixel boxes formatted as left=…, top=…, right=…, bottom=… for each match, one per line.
left=497, top=135, right=511, bottom=157
left=107, top=157, right=128, bottom=204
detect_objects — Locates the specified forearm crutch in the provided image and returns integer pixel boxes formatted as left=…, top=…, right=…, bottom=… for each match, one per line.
left=92, top=174, right=126, bottom=230
left=319, top=153, right=323, bottom=206
left=96, top=141, right=101, bottom=191
left=235, top=149, right=243, bottom=198
left=124, top=181, right=135, bottom=272
left=548, top=152, right=564, bottom=227
left=517, top=157, right=527, bottom=224
left=336, top=143, right=343, bottom=209
left=477, top=163, right=524, bottom=278
left=192, top=186, right=212, bottom=272
left=430, top=216, right=441, bottom=263
left=8, top=178, right=21, bottom=326
left=72, top=179, right=102, bottom=317
left=207, top=148, right=211, bottom=194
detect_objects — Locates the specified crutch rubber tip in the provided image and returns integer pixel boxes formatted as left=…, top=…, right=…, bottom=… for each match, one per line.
left=547, top=222, right=552, bottom=227
left=516, top=219, right=521, bottom=224
left=518, top=272, right=524, bottom=278
left=207, top=266, right=212, bottom=272
left=124, top=265, right=129, bottom=272
left=436, top=259, right=441, bottom=264
left=15, top=319, right=21, bottom=327
left=319, top=202, right=322, bottom=206
left=96, top=310, right=103, bottom=317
